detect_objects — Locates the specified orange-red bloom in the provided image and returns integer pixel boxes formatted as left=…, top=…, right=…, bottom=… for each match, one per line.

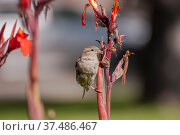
left=8, top=28, right=32, bottom=57
left=111, top=0, right=119, bottom=23
left=88, top=0, right=98, bottom=10
left=0, top=21, right=32, bottom=67
left=82, top=4, right=90, bottom=26
left=17, top=28, right=32, bottom=57
left=20, top=0, right=30, bottom=8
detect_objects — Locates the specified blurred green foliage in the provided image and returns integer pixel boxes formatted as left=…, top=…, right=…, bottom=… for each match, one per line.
left=0, top=101, right=180, bottom=120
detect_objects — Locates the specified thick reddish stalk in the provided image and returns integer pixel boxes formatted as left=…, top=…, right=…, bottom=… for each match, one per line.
left=97, top=66, right=108, bottom=120
left=106, top=32, right=113, bottom=120
left=106, top=69, right=112, bottom=120
left=27, top=18, right=44, bottom=120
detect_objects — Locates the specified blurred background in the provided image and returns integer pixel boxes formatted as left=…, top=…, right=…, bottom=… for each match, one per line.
left=0, top=0, right=180, bottom=119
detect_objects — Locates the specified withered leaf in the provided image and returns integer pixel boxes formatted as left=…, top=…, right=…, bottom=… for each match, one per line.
left=100, top=56, right=109, bottom=68
left=97, top=19, right=106, bottom=27
left=110, top=46, right=117, bottom=57
left=122, top=50, right=134, bottom=85
left=111, top=58, right=124, bottom=83
left=96, top=40, right=106, bottom=49
left=111, top=50, right=134, bottom=84
left=122, top=57, right=128, bottom=85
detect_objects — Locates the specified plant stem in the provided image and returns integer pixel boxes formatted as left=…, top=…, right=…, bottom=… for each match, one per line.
left=106, top=70, right=112, bottom=120
left=106, top=31, right=113, bottom=120
left=97, top=66, right=108, bottom=120
left=27, top=18, right=44, bottom=120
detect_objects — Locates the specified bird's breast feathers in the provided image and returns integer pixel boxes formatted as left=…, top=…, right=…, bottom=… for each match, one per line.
left=78, top=57, right=99, bottom=74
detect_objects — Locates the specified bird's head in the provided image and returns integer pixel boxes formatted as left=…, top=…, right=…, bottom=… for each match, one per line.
left=82, top=46, right=102, bottom=57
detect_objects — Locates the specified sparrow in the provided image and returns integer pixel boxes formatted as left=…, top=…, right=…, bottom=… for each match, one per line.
left=75, top=46, right=102, bottom=99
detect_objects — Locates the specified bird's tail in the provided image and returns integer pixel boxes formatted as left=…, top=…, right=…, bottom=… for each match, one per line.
left=82, top=86, right=89, bottom=99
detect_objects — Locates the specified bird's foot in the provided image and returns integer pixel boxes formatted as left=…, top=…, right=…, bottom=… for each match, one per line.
left=90, top=86, right=102, bottom=93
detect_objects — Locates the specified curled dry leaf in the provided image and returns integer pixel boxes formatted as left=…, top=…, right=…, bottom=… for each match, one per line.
left=114, top=29, right=126, bottom=49
left=110, top=46, right=117, bottom=57
left=96, top=40, right=106, bottom=49
left=111, top=58, right=124, bottom=83
left=124, top=50, right=135, bottom=58
left=100, top=56, right=110, bottom=68
left=122, top=56, right=128, bottom=85
left=97, top=19, right=106, bottom=27
left=122, top=50, right=134, bottom=85
left=111, top=50, right=134, bottom=84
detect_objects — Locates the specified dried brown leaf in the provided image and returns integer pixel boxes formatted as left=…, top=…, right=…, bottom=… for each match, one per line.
left=122, top=50, right=135, bottom=85
left=96, top=40, right=106, bottom=49
left=111, top=58, right=124, bottom=83
left=110, top=46, right=117, bottom=57
left=122, top=57, right=128, bottom=85
left=100, top=57, right=110, bottom=68
left=112, top=50, right=134, bottom=84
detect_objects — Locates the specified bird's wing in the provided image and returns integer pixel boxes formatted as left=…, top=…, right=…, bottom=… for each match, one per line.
left=75, top=57, right=82, bottom=82
left=75, top=57, right=81, bottom=69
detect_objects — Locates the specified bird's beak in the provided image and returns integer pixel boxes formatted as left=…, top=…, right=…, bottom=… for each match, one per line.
left=95, top=50, right=103, bottom=54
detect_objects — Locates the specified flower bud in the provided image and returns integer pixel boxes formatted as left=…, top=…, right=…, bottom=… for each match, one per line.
left=20, top=0, right=30, bottom=8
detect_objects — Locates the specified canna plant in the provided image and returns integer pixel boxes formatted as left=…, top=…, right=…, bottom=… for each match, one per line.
left=18, top=0, right=53, bottom=120
left=82, top=0, right=134, bottom=120
left=0, top=21, right=32, bottom=67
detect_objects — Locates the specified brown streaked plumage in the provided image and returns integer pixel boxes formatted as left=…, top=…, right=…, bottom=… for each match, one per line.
left=75, top=46, right=102, bottom=98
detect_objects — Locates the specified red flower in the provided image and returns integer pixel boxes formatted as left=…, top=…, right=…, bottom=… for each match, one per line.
left=19, top=0, right=30, bottom=8
left=109, top=0, right=120, bottom=33
left=17, top=28, right=32, bottom=57
left=88, top=0, right=98, bottom=10
left=82, top=4, right=90, bottom=26
left=111, top=0, right=119, bottom=23
left=8, top=28, right=32, bottom=57
left=0, top=21, right=32, bottom=67
left=0, top=37, right=4, bottom=45
left=82, top=0, right=108, bottom=31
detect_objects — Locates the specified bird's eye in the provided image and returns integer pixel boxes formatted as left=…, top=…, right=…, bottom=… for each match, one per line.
left=91, top=49, right=94, bottom=51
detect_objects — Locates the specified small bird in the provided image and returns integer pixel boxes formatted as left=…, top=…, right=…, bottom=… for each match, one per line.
left=75, top=46, right=102, bottom=99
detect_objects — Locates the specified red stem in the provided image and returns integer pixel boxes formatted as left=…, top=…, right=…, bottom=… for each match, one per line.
left=106, top=69, right=112, bottom=120
left=31, top=19, right=38, bottom=82
left=97, top=66, right=108, bottom=120
left=27, top=18, right=45, bottom=120
left=106, top=32, right=113, bottom=120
